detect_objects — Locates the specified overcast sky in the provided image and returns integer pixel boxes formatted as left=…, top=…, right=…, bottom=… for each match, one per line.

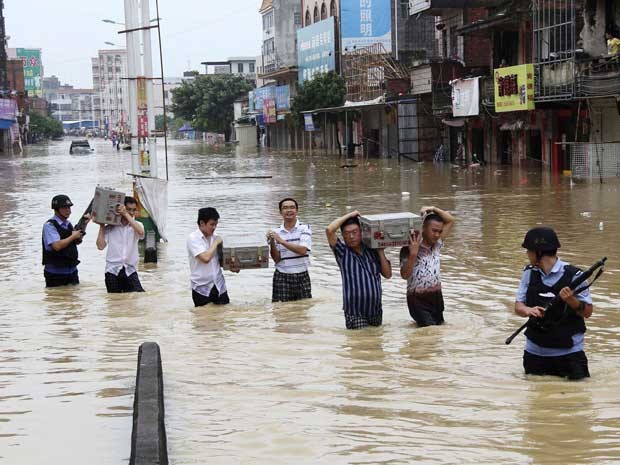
left=5, top=0, right=262, bottom=88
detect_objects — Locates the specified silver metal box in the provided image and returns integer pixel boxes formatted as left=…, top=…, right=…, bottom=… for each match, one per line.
left=360, top=212, right=422, bottom=249
left=92, top=186, right=125, bottom=225
left=219, top=234, right=269, bottom=270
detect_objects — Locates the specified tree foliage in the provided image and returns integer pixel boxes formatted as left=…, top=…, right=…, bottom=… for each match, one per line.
left=290, top=72, right=346, bottom=126
left=170, top=74, right=252, bottom=139
left=28, top=112, right=64, bottom=139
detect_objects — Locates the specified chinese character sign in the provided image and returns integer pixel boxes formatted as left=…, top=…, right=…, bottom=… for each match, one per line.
left=16, top=48, right=43, bottom=97
left=275, top=85, right=290, bottom=110
left=0, top=99, right=18, bottom=121
left=493, top=64, right=535, bottom=112
left=297, top=17, right=336, bottom=83
left=263, top=98, right=276, bottom=124
left=254, top=86, right=276, bottom=111
left=341, top=0, right=391, bottom=53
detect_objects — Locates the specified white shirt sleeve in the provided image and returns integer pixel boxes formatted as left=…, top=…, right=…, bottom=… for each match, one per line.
left=187, top=233, right=207, bottom=258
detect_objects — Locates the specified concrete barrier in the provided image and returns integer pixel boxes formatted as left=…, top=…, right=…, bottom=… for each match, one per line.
left=130, top=342, right=168, bottom=465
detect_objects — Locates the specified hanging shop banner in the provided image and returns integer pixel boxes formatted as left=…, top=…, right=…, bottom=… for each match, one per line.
left=275, top=85, right=290, bottom=110
left=263, top=98, right=276, bottom=124
left=451, top=77, right=480, bottom=117
left=297, top=17, right=336, bottom=83
left=135, top=77, right=152, bottom=176
left=254, top=86, right=276, bottom=111
left=16, top=48, right=43, bottom=97
left=304, top=114, right=315, bottom=132
left=341, top=0, right=391, bottom=53
left=494, top=64, right=535, bottom=113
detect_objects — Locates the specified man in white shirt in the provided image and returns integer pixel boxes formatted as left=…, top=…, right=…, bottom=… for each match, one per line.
left=267, top=198, right=312, bottom=302
left=187, top=207, right=238, bottom=307
left=96, top=196, right=145, bottom=293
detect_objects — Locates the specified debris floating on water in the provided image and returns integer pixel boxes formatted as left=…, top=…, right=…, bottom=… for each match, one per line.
left=580, top=212, right=591, bottom=217
left=599, top=222, right=604, bottom=230
left=401, top=191, right=410, bottom=197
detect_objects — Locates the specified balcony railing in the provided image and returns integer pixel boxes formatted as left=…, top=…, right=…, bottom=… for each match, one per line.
left=575, top=58, right=620, bottom=98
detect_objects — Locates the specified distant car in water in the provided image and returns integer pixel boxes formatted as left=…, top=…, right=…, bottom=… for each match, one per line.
left=69, top=139, right=93, bottom=154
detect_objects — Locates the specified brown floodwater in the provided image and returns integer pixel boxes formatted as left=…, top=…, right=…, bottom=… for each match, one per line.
left=0, top=139, right=619, bottom=465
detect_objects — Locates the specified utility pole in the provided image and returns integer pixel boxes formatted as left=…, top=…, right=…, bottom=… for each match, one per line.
left=0, top=0, right=8, bottom=90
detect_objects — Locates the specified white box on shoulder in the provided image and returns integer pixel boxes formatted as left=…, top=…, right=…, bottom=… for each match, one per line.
left=92, top=186, right=125, bottom=225
left=360, top=212, right=423, bottom=249
left=219, top=233, right=269, bottom=270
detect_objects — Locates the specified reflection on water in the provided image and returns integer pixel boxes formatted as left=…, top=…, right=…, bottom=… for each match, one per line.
left=0, top=140, right=619, bottom=464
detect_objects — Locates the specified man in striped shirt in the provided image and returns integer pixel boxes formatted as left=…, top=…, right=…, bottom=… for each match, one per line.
left=267, top=198, right=312, bottom=302
left=326, top=210, right=392, bottom=329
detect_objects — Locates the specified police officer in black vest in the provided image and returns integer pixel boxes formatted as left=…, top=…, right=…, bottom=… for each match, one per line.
left=514, top=227, right=593, bottom=380
left=42, top=195, right=90, bottom=287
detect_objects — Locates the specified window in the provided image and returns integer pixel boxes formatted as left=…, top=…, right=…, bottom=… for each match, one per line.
left=249, top=63, right=255, bottom=73
left=294, top=11, right=301, bottom=25
left=321, top=3, right=327, bottom=19
left=305, top=9, right=311, bottom=25
left=330, top=0, right=337, bottom=17
left=314, top=6, right=319, bottom=23
left=400, top=0, right=409, bottom=17
left=238, top=63, right=244, bottom=73
left=262, top=12, right=273, bottom=30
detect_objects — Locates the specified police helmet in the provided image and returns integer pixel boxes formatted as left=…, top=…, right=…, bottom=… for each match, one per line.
left=51, top=194, right=74, bottom=210
left=521, top=226, right=561, bottom=251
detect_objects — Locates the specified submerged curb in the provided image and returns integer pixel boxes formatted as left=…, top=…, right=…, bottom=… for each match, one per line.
left=130, top=342, right=168, bottom=465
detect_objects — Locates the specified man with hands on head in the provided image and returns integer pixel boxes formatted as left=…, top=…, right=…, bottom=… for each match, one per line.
left=267, top=198, right=312, bottom=302
left=326, top=210, right=392, bottom=329
left=187, top=207, right=239, bottom=307
left=399, top=205, right=454, bottom=326
left=95, top=196, right=145, bottom=293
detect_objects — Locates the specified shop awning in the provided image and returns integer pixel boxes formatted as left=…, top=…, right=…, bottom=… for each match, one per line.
left=442, top=118, right=466, bottom=127
left=0, top=119, right=15, bottom=130
left=457, top=13, right=517, bottom=36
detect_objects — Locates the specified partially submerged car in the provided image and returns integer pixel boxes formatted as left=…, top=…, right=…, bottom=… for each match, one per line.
left=69, top=139, right=93, bottom=154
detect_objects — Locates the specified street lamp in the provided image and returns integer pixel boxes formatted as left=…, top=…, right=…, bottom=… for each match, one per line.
left=104, top=41, right=116, bottom=46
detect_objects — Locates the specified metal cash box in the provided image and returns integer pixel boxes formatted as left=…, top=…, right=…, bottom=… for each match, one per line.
left=92, top=186, right=125, bottom=225
left=360, top=212, right=422, bottom=249
left=218, top=233, right=270, bottom=270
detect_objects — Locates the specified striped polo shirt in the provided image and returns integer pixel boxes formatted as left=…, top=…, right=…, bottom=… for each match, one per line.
left=332, top=239, right=383, bottom=317
left=274, top=220, right=312, bottom=274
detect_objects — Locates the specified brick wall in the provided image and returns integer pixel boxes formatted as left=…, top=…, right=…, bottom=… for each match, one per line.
left=463, top=8, right=492, bottom=69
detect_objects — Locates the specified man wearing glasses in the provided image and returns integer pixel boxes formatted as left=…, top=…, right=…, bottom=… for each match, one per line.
left=267, top=198, right=313, bottom=302
left=326, top=210, right=392, bottom=329
left=95, top=196, right=146, bottom=293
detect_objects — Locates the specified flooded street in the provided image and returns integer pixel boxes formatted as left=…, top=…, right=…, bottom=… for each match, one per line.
left=1, top=139, right=619, bottom=465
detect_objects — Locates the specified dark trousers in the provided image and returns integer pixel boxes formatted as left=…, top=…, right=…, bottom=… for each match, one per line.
left=192, top=286, right=230, bottom=307
left=45, top=270, right=79, bottom=288
left=523, top=350, right=590, bottom=380
left=105, top=268, right=145, bottom=293
left=407, top=290, right=445, bottom=327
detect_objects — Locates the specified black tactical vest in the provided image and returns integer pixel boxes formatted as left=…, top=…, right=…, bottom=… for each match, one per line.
left=524, top=264, right=586, bottom=348
left=42, top=219, right=80, bottom=268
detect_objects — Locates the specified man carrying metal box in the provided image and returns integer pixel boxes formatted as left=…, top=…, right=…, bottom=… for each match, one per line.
left=187, top=207, right=239, bottom=307
left=399, top=206, right=455, bottom=327
left=267, top=198, right=313, bottom=302
left=326, top=210, right=392, bottom=329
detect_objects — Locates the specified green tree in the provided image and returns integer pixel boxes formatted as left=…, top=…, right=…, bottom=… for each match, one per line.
left=170, top=74, right=252, bottom=140
left=28, top=112, right=64, bottom=140
left=290, top=71, right=346, bottom=127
